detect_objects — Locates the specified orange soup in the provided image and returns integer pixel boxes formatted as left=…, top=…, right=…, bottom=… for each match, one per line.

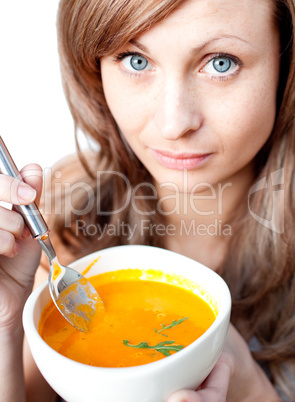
left=39, top=269, right=216, bottom=367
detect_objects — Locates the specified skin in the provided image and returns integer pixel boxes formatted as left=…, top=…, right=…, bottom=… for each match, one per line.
left=0, top=164, right=44, bottom=401
left=0, top=0, right=283, bottom=400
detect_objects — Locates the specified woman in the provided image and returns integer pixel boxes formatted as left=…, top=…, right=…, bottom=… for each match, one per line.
left=1, top=0, right=295, bottom=400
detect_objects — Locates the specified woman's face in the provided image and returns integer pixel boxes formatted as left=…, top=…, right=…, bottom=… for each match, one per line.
left=100, top=0, right=280, bottom=193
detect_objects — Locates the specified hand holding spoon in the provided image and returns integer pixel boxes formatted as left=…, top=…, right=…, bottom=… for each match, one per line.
left=0, top=136, right=104, bottom=332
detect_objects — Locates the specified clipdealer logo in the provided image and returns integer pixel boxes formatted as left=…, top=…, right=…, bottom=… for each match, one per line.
left=248, top=168, right=284, bottom=234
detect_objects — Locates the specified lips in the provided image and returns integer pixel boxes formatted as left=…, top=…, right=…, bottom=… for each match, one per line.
left=151, top=149, right=211, bottom=170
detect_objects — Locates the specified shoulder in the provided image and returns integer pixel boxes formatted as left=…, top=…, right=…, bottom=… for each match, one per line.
left=43, top=151, right=97, bottom=186
left=40, top=151, right=98, bottom=267
left=41, top=150, right=99, bottom=213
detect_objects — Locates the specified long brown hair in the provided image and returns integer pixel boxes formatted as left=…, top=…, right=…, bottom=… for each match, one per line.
left=53, top=0, right=186, bottom=254
left=54, top=0, right=295, bottom=396
left=223, top=0, right=295, bottom=396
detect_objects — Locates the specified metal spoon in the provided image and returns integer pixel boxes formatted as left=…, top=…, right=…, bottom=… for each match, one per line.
left=0, top=136, right=104, bottom=332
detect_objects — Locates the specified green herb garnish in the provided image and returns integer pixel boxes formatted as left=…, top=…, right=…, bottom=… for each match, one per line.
left=154, top=317, right=189, bottom=335
left=123, top=340, right=184, bottom=356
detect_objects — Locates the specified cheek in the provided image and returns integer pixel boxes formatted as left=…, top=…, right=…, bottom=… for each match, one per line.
left=105, top=88, right=152, bottom=149
left=101, top=66, right=151, bottom=141
left=212, top=79, right=277, bottom=161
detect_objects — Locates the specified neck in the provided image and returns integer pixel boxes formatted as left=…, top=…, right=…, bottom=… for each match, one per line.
left=154, top=165, right=254, bottom=270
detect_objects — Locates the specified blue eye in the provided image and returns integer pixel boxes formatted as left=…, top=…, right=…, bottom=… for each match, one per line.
left=129, top=55, right=148, bottom=71
left=201, top=54, right=241, bottom=78
left=121, top=54, right=153, bottom=73
left=212, top=58, right=231, bottom=73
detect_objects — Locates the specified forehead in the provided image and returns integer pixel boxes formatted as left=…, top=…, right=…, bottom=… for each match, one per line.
left=135, top=0, right=276, bottom=49
left=172, top=0, right=274, bottom=20
left=160, top=0, right=274, bottom=26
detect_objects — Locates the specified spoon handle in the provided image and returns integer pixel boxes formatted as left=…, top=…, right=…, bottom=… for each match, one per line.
left=0, top=136, right=49, bottom=239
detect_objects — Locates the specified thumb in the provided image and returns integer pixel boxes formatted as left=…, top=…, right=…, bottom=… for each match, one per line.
left=20, top=163, right=43, bottom=205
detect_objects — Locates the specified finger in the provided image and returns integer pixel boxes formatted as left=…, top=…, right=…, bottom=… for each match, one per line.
left=19, top=225, right=31, bottom=240
left=0, top=163, right=42, bottom=205
left=167, top=363, right=230, bottom=402
left=167, top=389, right=202, bottom=402
left=0, top=206, right=25, bottom=238
left=197, top=362, right=230, bottom=399
left=0, top=174, right=36, bottom=205
left=19, top=163, right=43, bottom=205
left=0, top=229, right=19, bottom=258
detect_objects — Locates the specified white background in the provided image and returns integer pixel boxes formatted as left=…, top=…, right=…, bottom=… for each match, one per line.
left=0, top=1, right=77, bottom=171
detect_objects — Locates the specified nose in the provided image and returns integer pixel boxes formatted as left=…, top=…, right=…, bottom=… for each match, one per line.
left=153, top=76, right=202, bottom=140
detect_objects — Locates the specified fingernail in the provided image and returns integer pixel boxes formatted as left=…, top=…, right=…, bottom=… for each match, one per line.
left=17, top=184, right=36, bottom=203
left=166, top=393, right=187, bottom=402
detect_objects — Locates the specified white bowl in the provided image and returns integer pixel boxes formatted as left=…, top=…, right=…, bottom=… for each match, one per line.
left=23, top=245, right=231, bottom=402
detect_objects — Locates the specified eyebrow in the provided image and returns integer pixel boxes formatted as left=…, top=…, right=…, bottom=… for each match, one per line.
left=129, top=35, right=252, bottom=55
left=190, top=35, right=252, bottom=54
left=129, top=39, right=150, bottom=54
